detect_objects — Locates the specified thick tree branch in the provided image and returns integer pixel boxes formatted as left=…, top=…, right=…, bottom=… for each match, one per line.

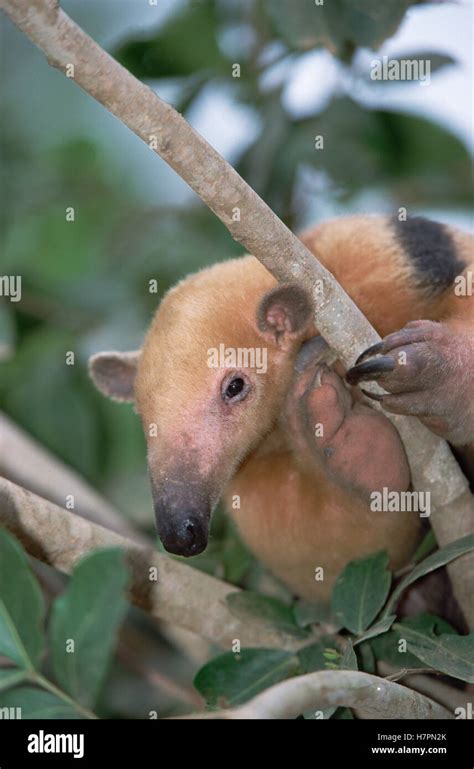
left=0, top=415, right=214, bottom=661
left=0, top=412, right=147, bottom=544
left=1, top=0, right=472, bottom=626
left=176, top=670, right=453, bottom=720
left=377, top=662, right=472, bottom=714
left=0, top=476, right=305, bottom=651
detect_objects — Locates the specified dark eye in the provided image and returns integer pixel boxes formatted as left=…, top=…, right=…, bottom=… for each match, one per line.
left=225, top=377, right=245, bottom=398
left=222, top=375, right=250, bottom=403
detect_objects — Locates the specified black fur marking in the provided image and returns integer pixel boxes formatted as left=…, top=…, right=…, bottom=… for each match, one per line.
left=391, top=216, right=466, bottom=294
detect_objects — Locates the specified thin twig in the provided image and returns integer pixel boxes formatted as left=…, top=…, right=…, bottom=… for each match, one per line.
left=378, top=662, right=472, bottom=713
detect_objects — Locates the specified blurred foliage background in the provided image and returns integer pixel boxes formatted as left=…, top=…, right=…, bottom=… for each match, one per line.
left=0, top=0, right=473, bottom=720
left=0, top=0, right=472, bottom=555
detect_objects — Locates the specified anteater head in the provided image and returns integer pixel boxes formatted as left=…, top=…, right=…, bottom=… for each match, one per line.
left=89, top=257, right=314, bottom=556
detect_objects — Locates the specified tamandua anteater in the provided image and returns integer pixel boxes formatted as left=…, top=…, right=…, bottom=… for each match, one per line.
left=89, top=215, right=473, bottom=601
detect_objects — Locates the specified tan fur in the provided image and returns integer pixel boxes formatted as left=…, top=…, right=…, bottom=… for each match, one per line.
left=132, top=215, right=472, bottom=600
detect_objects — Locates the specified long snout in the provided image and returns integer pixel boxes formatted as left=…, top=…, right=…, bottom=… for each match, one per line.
left=151, top=477, right=211, bottom=557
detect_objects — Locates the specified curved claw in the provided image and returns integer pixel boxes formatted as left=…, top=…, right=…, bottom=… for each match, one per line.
left=361, top=388, right=384, bottom=402
left=346, top=356, right=395, bottom=385
left=355, top=341, right=385, bottom=365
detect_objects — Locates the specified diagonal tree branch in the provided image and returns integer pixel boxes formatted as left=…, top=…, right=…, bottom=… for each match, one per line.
left=0, top=414, right=214, bottom=662
left=0, top=476, right=306, bottom=651
left=0, top=412, right=147, bottom=544
left=1, top=0, right=472, bottom=626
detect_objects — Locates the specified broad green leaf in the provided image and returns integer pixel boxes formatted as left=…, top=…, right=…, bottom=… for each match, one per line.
left=226, top=592, right=307, bottom=638
left=219, top=525, right=255, bottom=585
left=340, top=640, right=358, bottom=671
left=0, top=668, right=28, bottom=692
left=384, top=534, right=474, bottom=616
left=298, top=637, right=340, bottom=674
left=266, top=0, right=416, bottom=58
left=413, top=529, right=437, bottom=563
left=372, top=614, right=455, bottom=670
left=49, top=548, right=129, bottom=708
left=115, top=2, right=225, bottom=79
left=243, top=98, right=473, bottom=214
left=0, top=530, right=44, bottom=669
left=293, top=598, right=335, bottom=629
left=401, top=614, right=457, bottom=638
left=356, top=641, right=376, bottom=674
left=353, top=615, right=396, bottom=646
left=0, top=686, right=81, bottom=719
left=394, top=623, right=474, bottom=683
left=331, top=551, right=391, bottom=634
left=194, top=649, right=299, bottom=708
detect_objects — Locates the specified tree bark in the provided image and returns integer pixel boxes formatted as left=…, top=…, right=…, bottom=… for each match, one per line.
left=177, top=670, right=453, bottom=720
left=0, top=476, right=306, bottom=651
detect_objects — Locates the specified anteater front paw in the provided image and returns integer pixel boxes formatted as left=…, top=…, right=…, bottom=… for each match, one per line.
left=285, top=337, right=411, bottom=499
left=346, top=320, right=474, bottom=446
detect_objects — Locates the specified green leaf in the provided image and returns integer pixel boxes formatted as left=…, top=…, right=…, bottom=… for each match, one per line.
left=292, top=598, right=335, bottom=628
left=226, top=592, right=307, bottom=638
left=331, top=551, right=391, bottom=634
left=394, top=622, right=474, bottom=683
left=0, top=529, right=44, bottom=669
left=372, top=614, right=455, bottom=670
left=49, top=548, right=129, bottom=708
left=356, top=641, right=376, bottom=674
left=340, top=639, right=358, bottom=671
left=0, top=686, right=81, bottom=719
left=298, top=637, right=340, bottom=674
left=1, top=328, right=102, bottom=482
left=266, top=0, right=416, bottom=58
left=194, top=649, right=299, bottom=708
left=384, top=534, right=474, bottom=616
left=220, top=527, right=255, bottom=585
left=332, top=707, right=355, bottom=719
left=0, top=668, right=28, bottom=692
left=115, top=2, right=225, bottom=79
left=412, top=529, right=437, bottom=563
left=353, top=615, right=396, bottom=646
left=249, top=98, right=473, bottom=212
left=401, top=614, right=456, bottom=635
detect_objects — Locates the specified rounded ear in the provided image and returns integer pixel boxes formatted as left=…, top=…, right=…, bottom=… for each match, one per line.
left=88, top=351, right=140, bottom=402
left=257, top=284, right=313, bottom=346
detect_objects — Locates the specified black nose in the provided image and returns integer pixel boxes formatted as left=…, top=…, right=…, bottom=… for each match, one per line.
left=160, top=516, right=208, bottom=557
